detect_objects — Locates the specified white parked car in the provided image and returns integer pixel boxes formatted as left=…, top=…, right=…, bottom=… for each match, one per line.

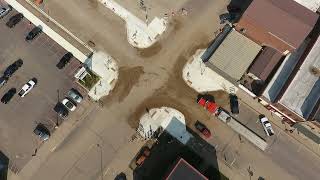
left=0, top=6, right=12, bottom=19
left=61, top=98, right=76, bottom=111
left=18, top=79, right=36, bottom=97
left=260, top=116, right=274, bottom=136
left=67, top=88, right=83, bottom=103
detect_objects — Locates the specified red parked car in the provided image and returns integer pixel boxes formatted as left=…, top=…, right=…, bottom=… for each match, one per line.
left=195, top=121, right=211, bottom=138
left=197, top=95, right=218, bottom=114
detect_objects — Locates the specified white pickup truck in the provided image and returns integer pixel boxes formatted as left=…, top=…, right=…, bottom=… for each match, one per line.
left=260, top=116, right=274, bottom=136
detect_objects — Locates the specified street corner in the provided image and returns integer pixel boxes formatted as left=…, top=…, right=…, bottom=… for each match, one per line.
left=81, top=51, right=119, bottom=101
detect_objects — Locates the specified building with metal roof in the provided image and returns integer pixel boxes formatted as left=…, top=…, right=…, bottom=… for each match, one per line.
left=206, top=28, right=261, bottom=80
left=279, top=36, right=320, bottom=120
left=235, top=0, right=319, bottom=54
left=262, top=40, right=309, bottom=102
left=259, top=35, right=320, bottom=124
left=248, top=47, right=284, bottom=82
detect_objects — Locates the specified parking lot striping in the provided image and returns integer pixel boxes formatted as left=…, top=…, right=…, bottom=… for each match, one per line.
left=0, top=6, right=93, bottom=171
left=50, top=146, right=57, bottom=152
left=7, top=0, right=92, bottom=62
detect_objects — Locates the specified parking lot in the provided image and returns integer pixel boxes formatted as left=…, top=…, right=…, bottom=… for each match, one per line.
left=0, top=7, right=90, bottom=172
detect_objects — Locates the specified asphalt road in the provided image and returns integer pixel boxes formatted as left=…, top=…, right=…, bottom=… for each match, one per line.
left=266, top=130, right=320, bottom=180
left=7, top=0, right=320, bottom=180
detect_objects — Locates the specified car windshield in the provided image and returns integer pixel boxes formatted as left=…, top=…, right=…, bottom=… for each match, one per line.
left=267, top=129, right=274, bottom=135
left=263, top=121, right=270, bottom=126
left=19, top=90, right=25, bottom=95
left=65, top=101, right=74, bottom=109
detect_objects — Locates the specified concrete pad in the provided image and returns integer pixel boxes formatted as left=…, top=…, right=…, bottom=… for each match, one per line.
left=86, top=51, right=119, bottom=101
left=182, top=49, right=237, bottom=93
left=98, top=0, right=168, bottom=48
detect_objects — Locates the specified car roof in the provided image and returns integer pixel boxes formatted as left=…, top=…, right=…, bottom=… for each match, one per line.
left=28, top=79, right=36, bottom=85
left=260, top=117, right=268, bottom=122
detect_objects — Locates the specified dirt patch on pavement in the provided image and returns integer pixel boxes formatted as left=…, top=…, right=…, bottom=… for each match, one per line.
left=102, top=66, right=144, bottom=104
left=129, top=91, right=210, bottom=129
left=170, top=18, right=183, bottom=32
left=87, top=0, right=98, bottom=9
left=208, top=90, right=230, bottom=110
left=136, top=42, right=163, bottom=58
left=129, top=50, right=210, bottom=129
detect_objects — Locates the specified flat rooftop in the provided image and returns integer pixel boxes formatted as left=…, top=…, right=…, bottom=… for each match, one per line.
left=262, top=40, right=309, bottom=102
left=208, top=29, right=261, bottom=80
left=166, top=158, right=208, bottom=180
left=280, top=36, right=320, bottom=119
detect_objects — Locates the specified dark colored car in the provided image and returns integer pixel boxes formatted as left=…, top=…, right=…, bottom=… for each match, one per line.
left=4, top=59, right=23, bottom=78
left=195, top=121, right=211, bottom=138
left=33, top=124, right=50, bottom=141
left=229, top=94, right=239, bottom=114
left=0, top=76, right=8, bottom=88
left=56, top=52, right=73, bottom=69
left=6, top=13, right=23, bottom=28
left=219, top=13, right=236, bottom=24
left=26, top=26, right=42, bottom=41
left=54, top=102, right=69, bottom=118
left=1, top=88, right=16, bottom=104
left=115, top=172, right=127, bottom=180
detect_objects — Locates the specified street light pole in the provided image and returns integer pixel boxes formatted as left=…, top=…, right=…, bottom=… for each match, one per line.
left=55, top=89, right=60, bottom=128
left=97, top=144, right=104, bottom=180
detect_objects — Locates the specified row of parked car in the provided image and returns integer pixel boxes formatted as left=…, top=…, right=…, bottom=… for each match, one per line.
left=34, top=88, right=84, bottom=142
left=0, top=59, right=37, bottom=104
left=53, top=88, right=83, bottom=119
left=196, top=93, right=274, bottom=137
left=1, top=5, right=75, bottom=70
left=1, top=5, right=42, bottom=41
left=0, top=5, right=82, bottom=141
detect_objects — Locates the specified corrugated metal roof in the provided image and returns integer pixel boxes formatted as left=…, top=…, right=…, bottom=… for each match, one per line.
left=280, top=36, right=320, bottom=118
left=249, top=47, right=283, bottom=81
left=236, top=0, right=319, bottom=52
left=208, top=29, right=261, bottom=80
left=262, top=40, right=309, bottom=102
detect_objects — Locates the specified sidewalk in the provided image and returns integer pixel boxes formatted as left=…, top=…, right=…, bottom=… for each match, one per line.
left=7, top=0, right=119, bottom=101
left=237, top=89, right=320, bottom=157
left=8, top=104, right=99, bottom=180
left=86, top=52, right=119, bottom=101
left=98, top=0, right=167, bottom=48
